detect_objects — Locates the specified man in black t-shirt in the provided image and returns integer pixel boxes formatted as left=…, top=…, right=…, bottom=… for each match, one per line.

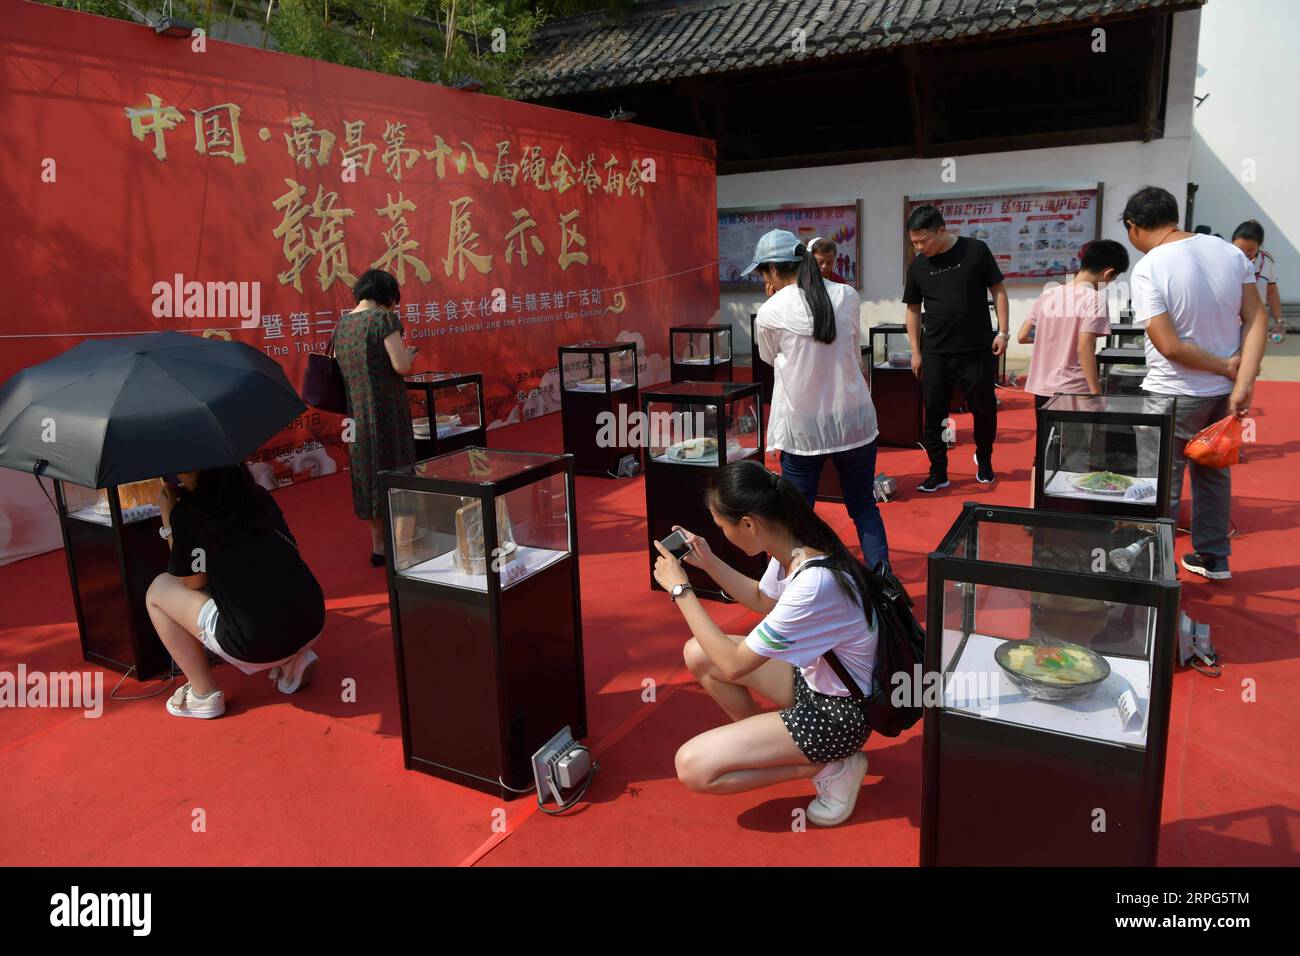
left=901, top=204, right=1010, bottom=491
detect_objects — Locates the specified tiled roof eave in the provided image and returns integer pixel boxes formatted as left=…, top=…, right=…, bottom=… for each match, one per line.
left=513, top=0, right=1204, bottom=100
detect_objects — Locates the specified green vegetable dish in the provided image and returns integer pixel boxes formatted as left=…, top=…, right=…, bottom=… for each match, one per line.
left=1067, top=471, right=1135, bottom=494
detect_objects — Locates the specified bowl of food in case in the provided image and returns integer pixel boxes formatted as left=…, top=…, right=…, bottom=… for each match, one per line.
left=994, top=639, right=1111, bottom=702
left=1067, top=471, right=1135, bottom=495
left=667, top=436, right=717, bottom=461
left=887, top=351, right=912, bottom=367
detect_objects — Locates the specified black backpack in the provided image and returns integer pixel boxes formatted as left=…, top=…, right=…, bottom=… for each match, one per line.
left=795, top=558, right=927, bottom=738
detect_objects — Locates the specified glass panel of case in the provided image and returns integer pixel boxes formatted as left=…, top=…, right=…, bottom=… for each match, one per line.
left=64, top=479, right=165, bottom=525
left=608, top=347, right=637, bottom=388
left=873, top=329, right=912, bottom=368
left=393, top=448, right=546, bottom=483
left=961, top=515, right=1165, bottom=579
left=408, top=385, right=429, bottom=428
left=432, top=379, right=481, bottom=436
left=728, top=393, right=761, bottom=461
left=409, top=377, right=481, bottom=442
left=674, top=329, right=730, bottom=365
left=561, top=349, right=635, bottom=391
left=940, top=582, right=1154, bottom=749
left=714, top=328, right=732, bottom=362
left=389, top=471, right=569, bottom=593
left=1104, top=364, right=1147, bottom=397
left=644, top=401, right=744, bottom=466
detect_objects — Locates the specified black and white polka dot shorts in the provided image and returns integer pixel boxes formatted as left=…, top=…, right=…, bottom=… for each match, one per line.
left=779, top=665, right=872, bottom=764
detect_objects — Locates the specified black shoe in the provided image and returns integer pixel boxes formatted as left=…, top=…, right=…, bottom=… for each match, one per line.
left=918, top=473, right=950, bottom=493
left=370, top=552, right=386, bottom=567
left=1181, top=552, right=1231, bottom=580
left=973, top=454, right=995, bottom=484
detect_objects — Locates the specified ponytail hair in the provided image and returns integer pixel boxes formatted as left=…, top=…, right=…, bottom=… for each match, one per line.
left=706, top=460, right=868, bottom=612
left=795, top=242, right=837, bottom=344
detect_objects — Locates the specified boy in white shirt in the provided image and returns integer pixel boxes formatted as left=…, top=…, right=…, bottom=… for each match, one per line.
left=1122, top=187, right=1268, bottom=580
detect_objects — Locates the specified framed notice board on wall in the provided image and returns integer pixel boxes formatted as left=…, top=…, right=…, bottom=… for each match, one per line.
left=904, top=185, right=1102, bottom=281
left=719, top=201, right=862, bottom=290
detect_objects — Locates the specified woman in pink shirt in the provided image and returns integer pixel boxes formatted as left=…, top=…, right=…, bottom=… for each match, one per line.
left=1018, top=240, right=1130, bottom=498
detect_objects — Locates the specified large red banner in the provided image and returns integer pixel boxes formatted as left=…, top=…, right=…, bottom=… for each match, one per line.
left=0, top=2, right=719, bottom=563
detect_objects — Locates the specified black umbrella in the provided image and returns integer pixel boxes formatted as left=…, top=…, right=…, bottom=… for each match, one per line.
left=0, top=330, right=307, bottom=488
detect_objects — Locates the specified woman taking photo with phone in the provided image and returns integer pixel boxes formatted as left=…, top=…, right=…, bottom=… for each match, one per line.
left=653, top=460, right=878, bottom=826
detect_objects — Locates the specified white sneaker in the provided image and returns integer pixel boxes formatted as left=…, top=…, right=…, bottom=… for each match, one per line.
left=274, top=648, right=319, bottom=695
left=807, top=751, right=869, bottom=827
left=166, top=683, right=226, bottom=719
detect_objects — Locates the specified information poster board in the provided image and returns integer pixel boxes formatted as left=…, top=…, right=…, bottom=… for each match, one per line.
left=719, top=201, right=862, bottom=289
left=905, top=186, right=1102, bottom=280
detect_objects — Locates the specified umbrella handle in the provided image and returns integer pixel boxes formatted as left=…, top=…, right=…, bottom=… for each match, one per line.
left=31, top=459, right=58, bottom=518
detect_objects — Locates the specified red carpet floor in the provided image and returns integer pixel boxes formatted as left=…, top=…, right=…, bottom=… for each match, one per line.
left=1, top=383, right=1298, bottom=866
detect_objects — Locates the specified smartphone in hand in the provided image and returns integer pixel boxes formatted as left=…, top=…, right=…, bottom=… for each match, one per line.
left=659, top=529, right=693, bottom=562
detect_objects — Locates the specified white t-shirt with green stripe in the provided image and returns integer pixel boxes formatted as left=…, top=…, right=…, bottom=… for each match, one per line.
left=745, top=557, right=878, bottom=697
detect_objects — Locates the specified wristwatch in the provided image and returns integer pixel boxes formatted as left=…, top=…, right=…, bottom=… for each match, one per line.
left=669, top=583, right=694, bottom=602
left=158, top=525, right=172, bottom=540
left=995, top=331, right=1009, bottom=339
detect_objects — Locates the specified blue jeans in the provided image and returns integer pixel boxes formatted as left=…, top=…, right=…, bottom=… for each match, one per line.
left=779, top=440, right=890, bottom=570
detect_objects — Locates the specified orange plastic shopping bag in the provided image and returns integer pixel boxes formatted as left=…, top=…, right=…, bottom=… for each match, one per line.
left=1185, top=415, right=1242, bottom=468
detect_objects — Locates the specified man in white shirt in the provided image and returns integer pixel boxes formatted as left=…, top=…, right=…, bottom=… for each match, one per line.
left=1123, top=187, right=1268, bottom=580
left=1230, top=219, right=1286, bottom=344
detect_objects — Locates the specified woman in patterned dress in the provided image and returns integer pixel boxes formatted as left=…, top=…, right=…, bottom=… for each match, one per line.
left=334, top=269, right=418, bottom=565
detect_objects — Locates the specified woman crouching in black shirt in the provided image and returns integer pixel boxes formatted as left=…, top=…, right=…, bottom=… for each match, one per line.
left=145, top=465, right=326, bottom=719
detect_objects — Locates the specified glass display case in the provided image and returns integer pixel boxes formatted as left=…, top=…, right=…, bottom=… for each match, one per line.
left=1106, top=322, right=1146, bottom=350
left=869, top=323, right=923, bottom=447
left=380, top=448, right=584, bottom=798
left=670, top=324, right=733, bottom=383
left=640, top=382, right=765, bottom=599
left=55, top=478, right=175, bottom=678
left=1036, top=394, right=1174, bottom=519
left=558, top=342, right=640, bottom=477
left=405, top=372, right=485, bottom=461
left=1097, top=347, right=1148, bottom=397
left=923, top=503, right=1180, bottom=866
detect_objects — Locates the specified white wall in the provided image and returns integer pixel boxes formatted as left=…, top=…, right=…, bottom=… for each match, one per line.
left=716, top=9, right=1202, bottom=368
left=1190, top=0, right=1300, bottom=296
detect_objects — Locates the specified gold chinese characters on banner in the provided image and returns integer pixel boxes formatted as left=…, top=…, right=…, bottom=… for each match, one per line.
left=123, top=95, right=656, bottom=296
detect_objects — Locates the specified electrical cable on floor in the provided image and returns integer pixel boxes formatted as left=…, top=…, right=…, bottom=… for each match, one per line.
left=537, top=755, right=599, bottom=816
left=109, top=661, right=180, bottom=701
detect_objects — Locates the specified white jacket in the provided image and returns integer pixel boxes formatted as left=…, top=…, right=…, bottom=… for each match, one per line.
left=756, top=280, right=878, bottom=455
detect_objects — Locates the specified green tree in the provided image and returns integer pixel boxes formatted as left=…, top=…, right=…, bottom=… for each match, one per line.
left=35, top=0, right=639, bottom=98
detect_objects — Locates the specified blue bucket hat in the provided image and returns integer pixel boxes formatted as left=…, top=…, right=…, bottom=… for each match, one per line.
left=741, top=229, right=804, bottom=276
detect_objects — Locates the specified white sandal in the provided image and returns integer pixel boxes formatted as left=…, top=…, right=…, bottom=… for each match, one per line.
left=274, top=649, right=319, bottom=695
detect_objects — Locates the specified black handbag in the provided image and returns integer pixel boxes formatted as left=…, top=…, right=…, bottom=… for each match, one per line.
left=302, top=330, right=348, bottom=414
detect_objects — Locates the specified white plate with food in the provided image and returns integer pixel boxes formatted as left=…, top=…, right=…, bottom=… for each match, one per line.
left=1066, top=471, right=1136, bottom=496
